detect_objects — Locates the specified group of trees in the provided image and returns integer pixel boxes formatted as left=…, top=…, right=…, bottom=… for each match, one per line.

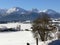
left=31, top=12, right=57, bottom=45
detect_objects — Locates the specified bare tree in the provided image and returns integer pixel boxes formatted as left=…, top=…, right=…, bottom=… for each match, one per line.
left=31, top=12, right=57, bottom=45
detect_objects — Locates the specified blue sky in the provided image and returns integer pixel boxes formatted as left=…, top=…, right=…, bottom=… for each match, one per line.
left=0, top=0, right=60, bottom=12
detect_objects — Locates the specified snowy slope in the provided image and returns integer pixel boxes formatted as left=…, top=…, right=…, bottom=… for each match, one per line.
left=0, top=7, right=60, bottom=23
left=0, top=31, right=54, bottom=45
left=43, top=9, right=60, bottom=18
left=6, top=7, right=27, bottom=14
left=0, top=7, right=60, bottom=22
left=0, top=31, right=35, bottom=45
left=0, top=22, right=32, bottom=30
left=0, top=22, right=58, bottom=45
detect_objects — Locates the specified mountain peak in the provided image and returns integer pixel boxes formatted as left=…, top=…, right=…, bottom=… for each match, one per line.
left=43, top=9, right=56, bottom=12
left=6, top=7, right=27, bottom=14
left=42, top=9, right=57, bottom=14
left=0, top=7, right=59, bottom=22
left=30, top=8, right=39, bottom=13
left=12, top=7, right=24, bottom=10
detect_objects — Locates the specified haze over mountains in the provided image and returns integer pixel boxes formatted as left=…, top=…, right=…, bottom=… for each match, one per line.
left=0, top=7, right=60, bottom=22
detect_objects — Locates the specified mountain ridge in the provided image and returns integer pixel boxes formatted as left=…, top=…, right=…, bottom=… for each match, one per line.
left=0, top=7, right=60, bottom=22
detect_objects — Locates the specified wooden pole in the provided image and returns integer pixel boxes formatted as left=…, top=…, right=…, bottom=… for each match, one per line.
left=36, top=38, right=38, bottom=45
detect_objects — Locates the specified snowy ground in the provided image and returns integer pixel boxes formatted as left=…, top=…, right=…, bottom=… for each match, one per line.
left=0, top=22, right=32, bottom=30
left=0, top=31, right=53, bottom=45
left=0, top=31, right=35, bottom=45
left=0, top=23, right=35, bottom=45
left=0, top=22, right=58, bottom=45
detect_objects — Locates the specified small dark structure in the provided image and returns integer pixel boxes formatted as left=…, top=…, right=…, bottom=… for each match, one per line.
left=48, top=40, right=60, bottom=45
left=27, top=43, right=30, bottom=45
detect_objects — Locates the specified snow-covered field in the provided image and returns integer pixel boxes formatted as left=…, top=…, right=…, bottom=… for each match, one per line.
left=0, top=22, right=58, bottom=45
left=0, top=23, right=35, bottom=45
left=0, top=31, right=53, bottom=45
left=0, top=31, right=35, bottom=45
left=0, top=22, right=32, bottom=30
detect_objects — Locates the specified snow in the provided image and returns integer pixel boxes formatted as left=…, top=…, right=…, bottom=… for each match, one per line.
left=21, top=23, right=32, bottom=30
left=7, top=8, right=16, bottom=14
left=6, top=7, right=27, bottom=14
left=0, top=31, right=54, bottom=45
left=0, top=22, right=59, bottom=45
left=6, top=7, right=20, bottom=14
left=42, top=9, right=48, bottom=12
left=0, top=23, right=19, bottom=28
left=0, top=31, right=35, bottom=45
left=0, top=22, right=32, bottom=30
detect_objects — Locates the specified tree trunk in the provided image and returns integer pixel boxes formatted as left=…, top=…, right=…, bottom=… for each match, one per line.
left=36, top=38, right=38, bottom=45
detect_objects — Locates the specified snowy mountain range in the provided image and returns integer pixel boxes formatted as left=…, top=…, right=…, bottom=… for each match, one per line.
left=0, top=7, right=60, bottom=22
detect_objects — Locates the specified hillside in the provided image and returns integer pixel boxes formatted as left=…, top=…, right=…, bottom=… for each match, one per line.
left=0, top=7, right=60, bottom=22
